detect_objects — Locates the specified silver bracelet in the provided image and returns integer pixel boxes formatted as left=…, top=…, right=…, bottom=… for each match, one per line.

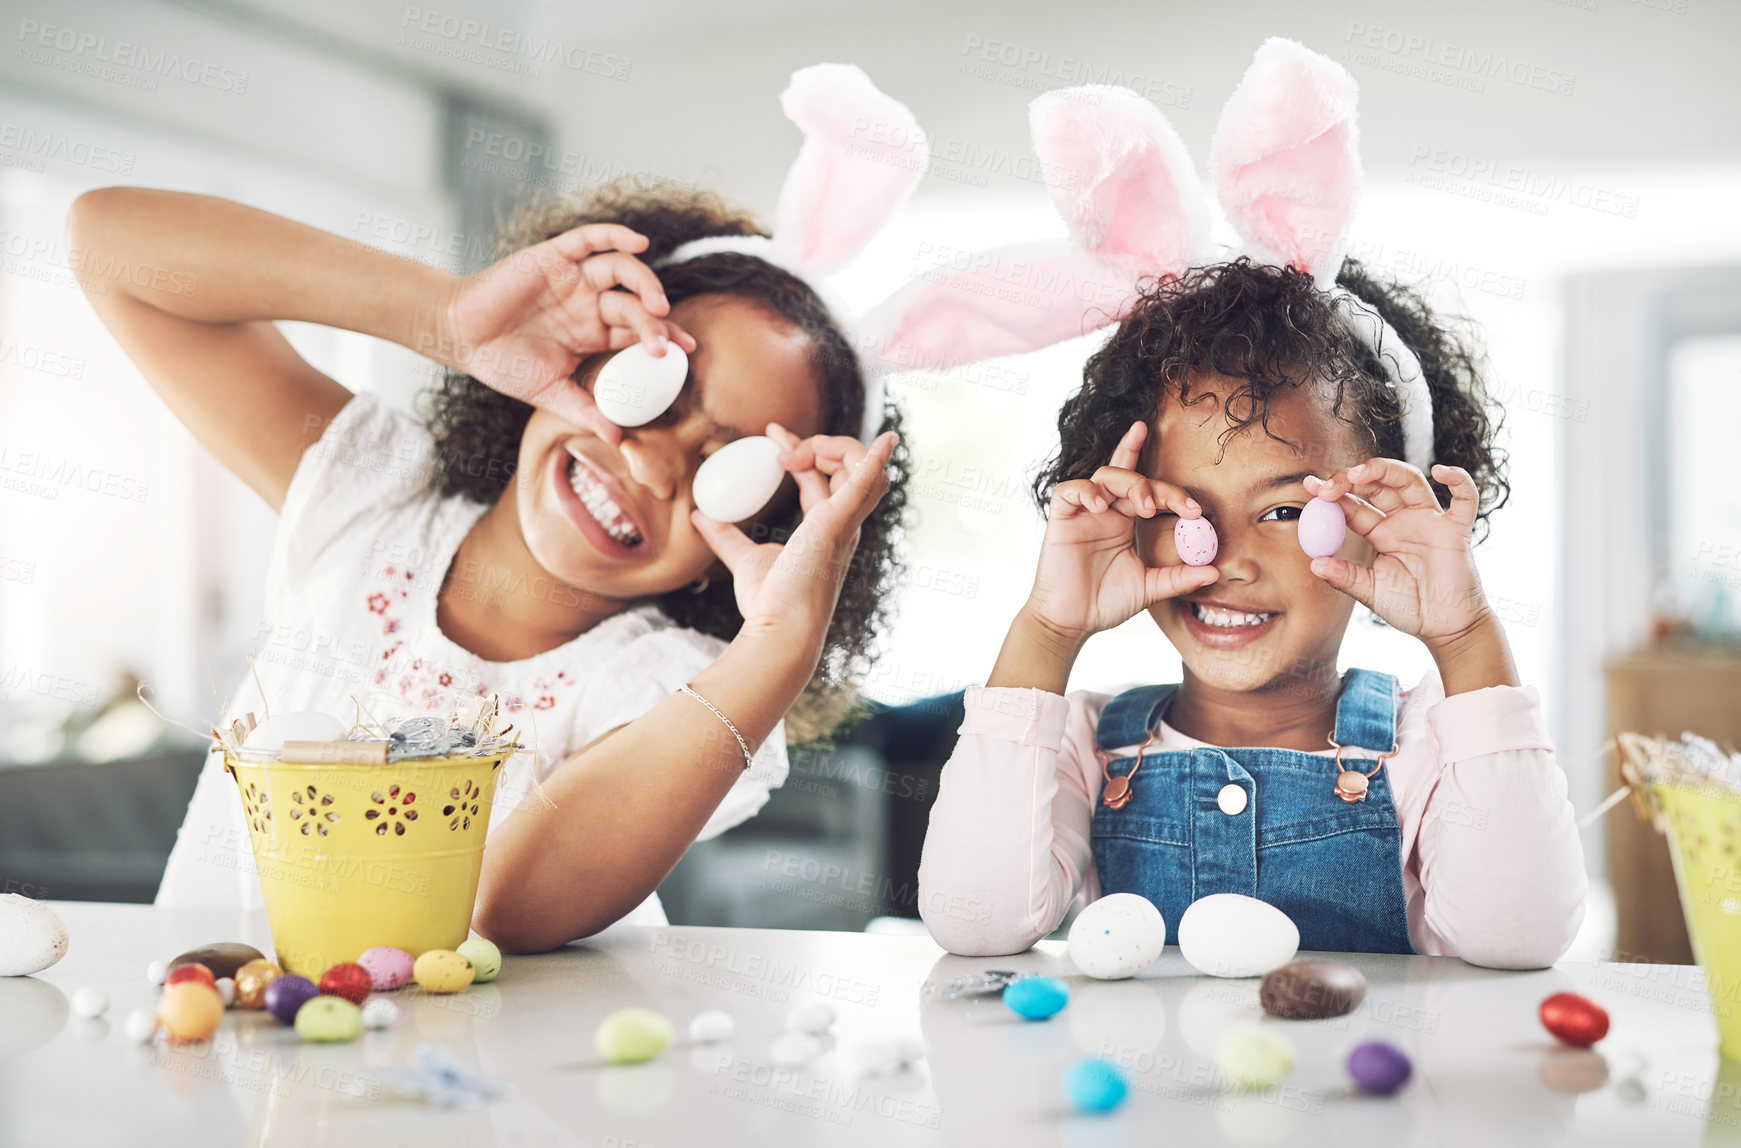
left=677, top=685, right=754, bottom=772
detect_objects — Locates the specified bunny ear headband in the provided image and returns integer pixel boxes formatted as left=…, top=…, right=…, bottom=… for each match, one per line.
left=858, top=37, right=1434, bottom=473
left=656, top=62, right=930, bottom=444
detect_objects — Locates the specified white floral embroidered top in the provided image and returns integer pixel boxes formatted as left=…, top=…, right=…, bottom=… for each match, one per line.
left=157, top=393, right=788, bottom=921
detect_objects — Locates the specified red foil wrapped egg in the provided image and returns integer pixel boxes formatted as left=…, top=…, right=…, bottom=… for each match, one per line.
left=1539, top=992, right=1609, bottom=1047
left=318, top=962, right=374, bottom=1006
left=162, top=962, right=216, bottom=990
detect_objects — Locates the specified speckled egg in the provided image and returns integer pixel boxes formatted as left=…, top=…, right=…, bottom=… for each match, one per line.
left=1174, top=516, right=1218, bottom=566
left=156, top=982, right=224, bottom=1044
left=592, top=341, right=689, bottom=427
left=295, top=996, right=364, bottom=1042
left=412, top=949, right=475, bottom=994
left=1215, top=1027, right=1294, bottom=1089
left=318, top=962, right=373, bottom=1006
left=357, top=947, right=414, bottom=991
left=0, top=894, right=68, bottom=976
left=1003, top=976, right=1070, bottom=1020
left=1067, top=892, right=1167, bottom=980
left=1177, top=894, right=1300, bottom=979
left=456, top=938, right=502, bottom=983
left=1298, top=496, right=1348, bottom=559
left=596, top=1008, right=674, bottom=1064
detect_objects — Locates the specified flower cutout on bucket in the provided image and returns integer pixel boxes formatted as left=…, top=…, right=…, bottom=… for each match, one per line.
left=289, top=784, right=339, bottom=837
left=366, top=783, right=418, bottom=836
left=445, top=778, right=481, bottom=831
left=241, top=780, right=275, bottom=835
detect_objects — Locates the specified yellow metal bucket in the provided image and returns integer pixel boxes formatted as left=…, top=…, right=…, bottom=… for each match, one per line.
left=223, top=747, right=510, bottom=978
left=1656, top=780, right=1741, bottom=1059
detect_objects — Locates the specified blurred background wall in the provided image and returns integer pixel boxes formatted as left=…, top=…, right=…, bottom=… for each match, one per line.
left=2, top=0, right=1739, bottom=955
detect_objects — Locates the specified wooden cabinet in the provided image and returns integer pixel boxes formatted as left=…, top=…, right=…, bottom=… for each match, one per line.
left=1606, top=649, right=1741, bottom=965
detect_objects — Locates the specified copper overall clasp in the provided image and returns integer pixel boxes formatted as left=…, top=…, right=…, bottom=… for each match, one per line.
left=1326, top=735, right=1398, bottom=803
left=1097, top=728, right=1160, bottom=810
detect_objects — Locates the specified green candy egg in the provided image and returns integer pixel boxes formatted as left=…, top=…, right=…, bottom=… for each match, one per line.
left=456, top=938, right=502, bottom=983
left=294, top=996, right=364, bottom=1042
left=595, top=1008, right=674, bottom=1064
left=1214, top=1027, right=1294, bottom=1089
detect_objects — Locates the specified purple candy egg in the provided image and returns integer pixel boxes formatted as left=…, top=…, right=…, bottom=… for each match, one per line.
left=263, top=974, right=319, bottom=1025
left=1298, top=497, right=1347, bottom=559
left=357, top=946, right=415, bottom=991
left=1347, top=1040, right=1412, bottom=1094
left=1174, top=516, right=1218, bottom=566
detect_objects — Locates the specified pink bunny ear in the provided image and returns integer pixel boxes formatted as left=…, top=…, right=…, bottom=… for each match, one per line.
left=1210, top=37, right=1361, bottom=288
left=1030, top=85, right=1213, bottom=276
left=859, top=242, right=1136, bottom=374
left=772, top=63, right=928, bottom=276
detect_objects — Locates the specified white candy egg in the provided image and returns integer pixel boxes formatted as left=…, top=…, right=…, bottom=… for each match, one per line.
left=214, top=978, right=235, bottom=1007
left=688, top=1009, right=735, bottom=1043
left=144, top=959, right=168, bottom=985
left=1176, top=894, right=1300, bottom=979
left=123, top=1007, right=158, bottom=1044
left=786, top=1000, right=837, bottom=1035
left=692, top=436, right=786, bottom=524
left=362, top=998, right=400, bottom=1029
left=71, top=987, right=109, bottom=1018
left=769, top=1032, right=823, bottom=1067
left=592, top=342, right=689, bottom=427
left=0, top=894, right=69, bottom=976
left=243, top=710, right=347, bottom=751
left=1067, top=892, right=1167, bottom=980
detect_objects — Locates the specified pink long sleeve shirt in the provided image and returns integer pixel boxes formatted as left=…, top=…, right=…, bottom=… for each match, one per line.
left=916, top=674, right=1587, bottom=970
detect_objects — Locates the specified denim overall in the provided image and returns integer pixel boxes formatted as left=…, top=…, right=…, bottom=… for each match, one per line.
left=1090, top=667, right=1415, bottom=954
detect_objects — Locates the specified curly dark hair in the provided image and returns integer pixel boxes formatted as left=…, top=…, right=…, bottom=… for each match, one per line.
left=1034, top=257, right=1509, bottom=542
left=421, top=178, right=909, bottom=743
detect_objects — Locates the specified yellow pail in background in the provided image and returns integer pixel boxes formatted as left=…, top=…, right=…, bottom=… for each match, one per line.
left=1656, top=780, right=1741, bottom=1059
left=223, top=747, right=510, bottom=978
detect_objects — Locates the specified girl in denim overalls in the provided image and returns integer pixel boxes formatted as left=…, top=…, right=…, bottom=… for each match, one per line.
left=915, top=41, right=1585, bottom=968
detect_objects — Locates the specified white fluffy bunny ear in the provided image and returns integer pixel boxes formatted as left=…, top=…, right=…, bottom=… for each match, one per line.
left=771, top=63, right=929, bottom=276
left=859, top=84, right=1209, bottom=375
left=1210, top=37, right=1361, bottom=289
left=1030, top=85, right=1214, bottom=276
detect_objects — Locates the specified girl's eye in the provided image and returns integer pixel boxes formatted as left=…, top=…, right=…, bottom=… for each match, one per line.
left=1260, top=506, right=1304, bottom=523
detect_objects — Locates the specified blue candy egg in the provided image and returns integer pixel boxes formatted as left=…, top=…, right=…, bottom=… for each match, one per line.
left=1003, top=975, right=1070, bottom=1020
left=1064, top=1057, right=1129, bottom=1113
left=1347, top=1040, right=1412, bottom=1094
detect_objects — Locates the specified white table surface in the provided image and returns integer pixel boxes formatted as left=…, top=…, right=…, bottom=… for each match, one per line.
left=4, top=901, right=1740, bottom=1146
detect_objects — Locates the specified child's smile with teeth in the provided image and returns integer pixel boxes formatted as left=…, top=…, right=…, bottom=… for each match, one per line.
left=1188, top=601, right=1277, bottom=627
left=568, top=456, right=643, bottom=546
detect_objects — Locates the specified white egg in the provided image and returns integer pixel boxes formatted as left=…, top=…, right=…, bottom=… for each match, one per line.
left=1176, top=894, right=1300, bottom=979
left=1067, top=892, right=1167, bottom=980
left=214, top=978, right=235, bottom=1007
left=123, top=1007, right=158, bottom=1044
left=71, top=987, right=109, bottom=1018
left=243, top=710, right=347, bottom=751
left=592, top=342, right=689, bottom=427
left=144, top=959, right=168, bottom=985
left=0, top=894, right=69, bottom=976
left=786, top=1000, right=836, bottom=1035
left=688, top=1009, right=735, bottom=1043
left=692, top=436, right=786, bottom=524
left=362, top=998, right=399, bottom=1029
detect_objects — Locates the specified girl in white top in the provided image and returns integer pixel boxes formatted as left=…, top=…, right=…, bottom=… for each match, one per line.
left=70, top=67, right=922, bottom=952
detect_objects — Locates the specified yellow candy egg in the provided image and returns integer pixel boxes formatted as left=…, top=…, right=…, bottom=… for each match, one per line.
left=412, top=949, right=474, bottom=994
left=156, top=982, right=224, bottom=1044
left=595, top=1008, right=674, bottom=1064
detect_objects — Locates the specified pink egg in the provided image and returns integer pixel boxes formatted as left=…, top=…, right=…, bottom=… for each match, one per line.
left=1174, top=517, right=1218, bottom=566
left=356, top=947, right=415, bottom=991
left=1298, top=498, right=1347, bottom=559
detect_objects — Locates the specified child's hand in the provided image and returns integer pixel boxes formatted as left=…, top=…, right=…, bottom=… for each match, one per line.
left=1305, top=460, right=1493, bottom=646
left=1024, top=421, right=1219, bottom=644
left=438, top=223, right=698, bottom=442
left=690, top=425, right=898, bottom=649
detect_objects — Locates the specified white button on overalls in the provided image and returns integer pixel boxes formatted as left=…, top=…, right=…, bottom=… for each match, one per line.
left=1217, top=784, right=1248, bottom=816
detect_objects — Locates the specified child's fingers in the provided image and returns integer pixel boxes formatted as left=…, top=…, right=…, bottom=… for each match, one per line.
left=814, top=432, right=895, bottom=536
left=1432, top=464, right=1480, bottom=531
left=1108, top=421, right=1147, bottom=471
left=794, top=434, right=869, bottom=478
left=596, top=292, right=677, bottom=352
left=767, top=423, right=831, bottom=509
left=1055, top=478, right=1116, bottom=516
left=578, top=251, right=671, bottom=317
left=1304, top=476, right=1386, bottom=536
left=690, top=509, right=760, bottom=569
left=1307, top=554, right=1378, bottom=610
left=1143, top=563, right=1220, bottom=604
left=1089, top=466, right=1199, bottom=518
left=1320, top=458, right=1437, bottom=514
left=547, top=222, right=652, bottom=261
